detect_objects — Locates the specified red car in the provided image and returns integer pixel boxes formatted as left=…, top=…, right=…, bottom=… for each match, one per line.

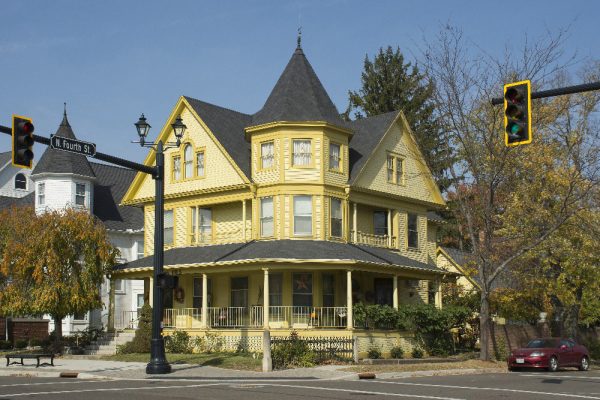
left=507, top=338, right=590, bottom=372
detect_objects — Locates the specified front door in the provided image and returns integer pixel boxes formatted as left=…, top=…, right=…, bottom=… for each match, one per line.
left=374, top=278, right=393, bottom=306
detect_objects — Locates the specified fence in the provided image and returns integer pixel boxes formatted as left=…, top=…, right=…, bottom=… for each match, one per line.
left=271, top=335, right=354, bottom=363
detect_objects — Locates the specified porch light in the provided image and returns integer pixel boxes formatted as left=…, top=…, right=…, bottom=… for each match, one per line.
left=134, top=114, right=151, bottom=146
left=171, top=115, right=187, bottom=145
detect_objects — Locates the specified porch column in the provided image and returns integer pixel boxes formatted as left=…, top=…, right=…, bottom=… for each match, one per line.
left=107, top=277, right=116, bottom=332
left=346, top=270, right=353, bottom=330
left=387, top=209, right=392, bottom=247
left=263, top=268, right=270, bottom=329
left=352, top=203, right=358, bottom=243
left=393, top=275, right=398, bottom=309
left=242, top=200, right=247, bottom=242
left=435, top=279, right=443, bottom=309
left=201, top=273, right=208, bottom=328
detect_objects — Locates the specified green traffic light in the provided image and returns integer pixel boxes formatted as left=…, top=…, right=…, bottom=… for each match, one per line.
left=510, top=124, right=520, bottom=135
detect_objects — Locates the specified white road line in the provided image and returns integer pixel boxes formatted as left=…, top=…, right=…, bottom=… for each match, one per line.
left=261, top=383, right=465, bottom=400
left=374, top=380, right=600, bottom=399
left=0, top=381, right=99, bottom=388
left=520, top=374, right=600, bottom=380
left=0, top=383, right=225, bottom=397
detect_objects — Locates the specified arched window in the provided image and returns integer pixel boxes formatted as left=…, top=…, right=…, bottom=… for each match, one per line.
left=184, top=144, right=193, bottom=178
left=14, top=173, right=26, bottom=190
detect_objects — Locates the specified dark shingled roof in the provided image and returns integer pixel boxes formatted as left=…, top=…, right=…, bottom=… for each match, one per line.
left=440, top=246, right=472, bottom=268
left=90, top=162, right=143, bottom=231
left=346, top=111, right=400, bottom=183
left=427, top=212, right=446, bottom=224
left=252, top=46, right=344, bottom=127
left=115, top=240, right=444, bottom=274
left=0, top=192, right=34, bottom=209
left=0, top=151, right=11, bottom=169
left=184, top=97, right=252, bottom=179
left=31, top=113, right=95, bottom=178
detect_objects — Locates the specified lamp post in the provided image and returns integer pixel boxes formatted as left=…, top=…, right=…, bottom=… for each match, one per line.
left=134, top=113, right=186, bottom=374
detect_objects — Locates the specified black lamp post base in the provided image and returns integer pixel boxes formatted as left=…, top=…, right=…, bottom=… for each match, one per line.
left=146, top=338, right=171, bottom=374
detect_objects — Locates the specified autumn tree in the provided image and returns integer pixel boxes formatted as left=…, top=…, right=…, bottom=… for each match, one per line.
left=0, top=206, right=118, bottom=339
left=422, top=25, right=600, bottom=360
left=345, top=46, right=453, bottom=190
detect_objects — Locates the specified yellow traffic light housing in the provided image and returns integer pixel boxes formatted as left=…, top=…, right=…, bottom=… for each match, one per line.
left=12, top=115, right=34, bottom=169
left=504, top=80, right=532, bottom=146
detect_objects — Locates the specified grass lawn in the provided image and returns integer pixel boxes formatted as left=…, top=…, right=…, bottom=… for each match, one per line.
left=343, top=359, right=507, bottom=373
left=101, top=352, right=262, bottom=371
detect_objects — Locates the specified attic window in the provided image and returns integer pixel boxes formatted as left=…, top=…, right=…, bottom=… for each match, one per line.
left=14, top=173, right=26, bottom=190
left=184, top=144, right=193, bottom=179
left=173, top=156, right=181, bottom=181
left=387, top=154, right=404, bottom=185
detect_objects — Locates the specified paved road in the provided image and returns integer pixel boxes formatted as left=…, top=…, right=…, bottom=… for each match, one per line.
left=1, top=370, right=600, bottom=399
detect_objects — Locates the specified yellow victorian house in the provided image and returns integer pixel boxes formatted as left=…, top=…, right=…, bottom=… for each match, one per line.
left=115, top=42, right=448, bottom=354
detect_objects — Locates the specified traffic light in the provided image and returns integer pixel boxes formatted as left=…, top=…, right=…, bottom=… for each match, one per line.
left=12, top=115, right=34, bottom=168
left=504, top=80, right=532, bottom=146
left=157, top=273, right=179, bottom=289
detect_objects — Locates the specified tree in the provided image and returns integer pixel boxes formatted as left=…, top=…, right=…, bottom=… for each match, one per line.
left=345, top=46, right=453, bottom=190
left=422, top=25, right=600, bottom=360
left=0, top=206, right=118, bottom=340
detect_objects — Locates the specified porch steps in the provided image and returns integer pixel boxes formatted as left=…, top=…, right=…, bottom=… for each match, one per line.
left=84, top=331, right=136, bottom=355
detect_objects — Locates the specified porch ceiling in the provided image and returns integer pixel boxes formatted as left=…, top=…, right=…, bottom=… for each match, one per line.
left=114, top=240, right=445, bottom=276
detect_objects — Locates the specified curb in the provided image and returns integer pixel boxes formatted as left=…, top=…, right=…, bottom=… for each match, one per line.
left=376, top=368, right=507, bottom=379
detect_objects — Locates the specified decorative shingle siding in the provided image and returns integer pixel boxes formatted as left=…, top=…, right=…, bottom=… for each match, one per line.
left=353, top=122, right=439, bottom=205
left=132, top=107, right=246, bottom=202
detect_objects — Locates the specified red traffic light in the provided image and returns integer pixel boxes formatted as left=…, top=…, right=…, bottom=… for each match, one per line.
left=12, top=115, right=35, bottom=169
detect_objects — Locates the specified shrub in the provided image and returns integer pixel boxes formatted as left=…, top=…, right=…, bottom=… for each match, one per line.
left=271, top=331, right=317, bottom=369
left=118, top=303, right=152, bottom=354
left=15, top=339, right=28, bottom=349
left=0, top=340, right=12, bottom=350
left=411, top=348, right=424, bottom=359
left=390, top=346, right=404, bottom=359
left=165, top=330, right=192, bottom=354
left=29, top=338, right=45, bottom=347
left=367, top=347, right=382, bottom=359
left=192, top=332, right=223, bottom=353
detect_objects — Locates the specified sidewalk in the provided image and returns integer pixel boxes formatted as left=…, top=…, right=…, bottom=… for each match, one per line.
left=0, top=357, right=355, bottom=380
left=0, top=356, right=503, bottom=381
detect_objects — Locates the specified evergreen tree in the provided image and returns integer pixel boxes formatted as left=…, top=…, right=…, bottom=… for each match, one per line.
left=345, top=46, right=452, bottom=190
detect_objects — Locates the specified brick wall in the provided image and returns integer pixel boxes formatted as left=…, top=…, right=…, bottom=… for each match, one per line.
left=7, top=319, right=49, bottom=344
left=488, top=321, right=551, bottom=359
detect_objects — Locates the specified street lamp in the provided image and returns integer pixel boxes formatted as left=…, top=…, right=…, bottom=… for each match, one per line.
left=134, top=113, right=186, bottom=374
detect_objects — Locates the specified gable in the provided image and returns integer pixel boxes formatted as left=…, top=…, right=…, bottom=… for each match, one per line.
left=352, top=113, right=445, bottom=207
left=122, top=98, right=249, bottom=205
left=436, top=247, right=479, bottom=291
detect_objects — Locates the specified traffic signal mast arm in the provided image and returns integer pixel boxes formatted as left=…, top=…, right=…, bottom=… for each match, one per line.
left=492, top=80, right=600, bottom=105
left=0, top=124, right=156, bottom=176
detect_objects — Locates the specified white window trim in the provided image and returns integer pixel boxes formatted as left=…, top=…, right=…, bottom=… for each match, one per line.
left=293, top=195, right=313, bottom=236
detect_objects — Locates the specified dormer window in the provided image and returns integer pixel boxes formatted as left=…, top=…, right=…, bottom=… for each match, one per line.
left=261, top=141, right=275, bottom=169
left=292, top=139, right=312, bottom=167
left=14, top=173, right=26, bottom=190
left=75, top=183, right=86, bottom=206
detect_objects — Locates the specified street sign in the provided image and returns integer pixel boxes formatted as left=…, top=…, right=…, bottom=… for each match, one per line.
left=50, top=134, right=96, bottom=157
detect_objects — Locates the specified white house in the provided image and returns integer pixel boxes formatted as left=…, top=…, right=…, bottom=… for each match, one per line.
left=0, top=109, right=145, bottom=336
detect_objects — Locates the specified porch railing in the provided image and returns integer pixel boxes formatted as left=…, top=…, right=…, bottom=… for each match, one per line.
left=115, top=310, right=139, bottom=330
left=163, top=308, right=202, bottom=329
left=269, top=306, right=347, bottom=328
left=161, top=306, right=347, bottom=329
left=351, top=231, right=396, bottom=248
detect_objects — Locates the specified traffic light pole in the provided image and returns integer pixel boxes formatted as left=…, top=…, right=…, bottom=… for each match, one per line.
left=0, top=124, right=171, bottom=374
left=492, top=80, right=600, bottom=105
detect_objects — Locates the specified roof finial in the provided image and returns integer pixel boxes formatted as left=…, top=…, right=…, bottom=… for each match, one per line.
left=297, top=26, right=302, bottom=49
left=61, top=102, right=70, bottom=127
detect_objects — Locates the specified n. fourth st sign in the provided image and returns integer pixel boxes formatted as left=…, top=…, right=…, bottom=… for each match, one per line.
left=50, top=134, right=96, bottom=157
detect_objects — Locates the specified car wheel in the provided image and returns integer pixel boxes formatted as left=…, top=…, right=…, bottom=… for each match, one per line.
left=579, top=356, right=590, bottom=371
left=548, top=356, right=559, bottom=372
left=508, top=367, right=516, bottom=372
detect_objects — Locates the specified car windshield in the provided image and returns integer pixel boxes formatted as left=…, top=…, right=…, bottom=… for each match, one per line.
left=526, top=339, right=558, bottom=348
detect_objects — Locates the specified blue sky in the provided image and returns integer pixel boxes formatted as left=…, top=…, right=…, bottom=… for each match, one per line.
left=0, top=0, right=598, bottom=164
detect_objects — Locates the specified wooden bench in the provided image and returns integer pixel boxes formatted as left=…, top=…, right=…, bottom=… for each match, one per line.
left=5, top=353, right=54, bottom=368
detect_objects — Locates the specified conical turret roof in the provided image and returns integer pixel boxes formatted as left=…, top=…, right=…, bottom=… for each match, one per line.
left=31, top=109, right=95, bottom=178
left=252, top=44, right=344, bottom=127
